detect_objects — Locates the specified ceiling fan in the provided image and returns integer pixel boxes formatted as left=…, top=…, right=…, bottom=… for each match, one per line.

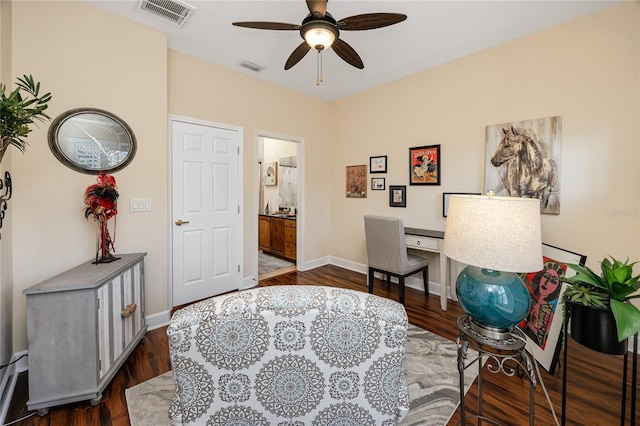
left=232, top=0, right=407, bottom=83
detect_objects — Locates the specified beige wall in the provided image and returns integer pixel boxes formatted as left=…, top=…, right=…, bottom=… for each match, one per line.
left=168, top=50, right=332, bottom=269
left=330, top=2, right=640, bottom=280
left=5, top=1, right=332, bottom=353
left=10, top=1, right=168, bottom=351
left=3, top=0, right=639, bottom=358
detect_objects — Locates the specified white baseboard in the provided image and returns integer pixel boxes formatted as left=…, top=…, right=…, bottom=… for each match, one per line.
left=146, top=310, right=171, bottom=331
left=302, top=256, right=330, bottom=271
left=329, top=255, right=441, bottom=297
left=242, top=276, right=259, bottom=289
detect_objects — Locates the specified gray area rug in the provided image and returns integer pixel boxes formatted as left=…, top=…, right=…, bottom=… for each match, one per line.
left=126, top=324, right=477, bottom=426
left=258, top=251, right=295, bottom=274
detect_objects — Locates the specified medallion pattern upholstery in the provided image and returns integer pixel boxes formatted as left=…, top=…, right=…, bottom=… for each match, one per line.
left=167, top=285, right=410, bottom=425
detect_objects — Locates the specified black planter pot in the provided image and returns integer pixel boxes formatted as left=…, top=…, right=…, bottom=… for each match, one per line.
left=569, top=302, right=627, bottom=355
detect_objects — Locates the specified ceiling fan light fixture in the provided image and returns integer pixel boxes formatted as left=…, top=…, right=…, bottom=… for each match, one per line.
left=301, top=21, right=338, bottom=50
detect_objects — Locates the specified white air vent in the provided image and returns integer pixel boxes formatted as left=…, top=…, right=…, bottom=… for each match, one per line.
left=239, top=61, right=264, bottom=72
left=137, top=0, right=196, bottom=27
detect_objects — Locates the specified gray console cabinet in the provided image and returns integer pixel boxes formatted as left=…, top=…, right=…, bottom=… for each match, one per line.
left=23, top=253, right=147, bottom=412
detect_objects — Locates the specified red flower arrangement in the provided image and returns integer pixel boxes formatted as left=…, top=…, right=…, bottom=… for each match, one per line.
left=84, top=172, right=120, bottom=263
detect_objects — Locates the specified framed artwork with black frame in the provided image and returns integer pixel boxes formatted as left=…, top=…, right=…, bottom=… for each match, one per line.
left=389, top=185, right=406, bottom=207
left=443, top=192, right=481, bottom=217
left=371, top=177, right=385, bottom=190
left=409, top=145, right=440, bottom=185
left=369, top=155, right=387, bottom=173
left=517, top=243, right=587, bottom=374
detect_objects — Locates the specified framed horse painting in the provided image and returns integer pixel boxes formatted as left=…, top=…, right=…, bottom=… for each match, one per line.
left=484, top=116, right=561, bottom=214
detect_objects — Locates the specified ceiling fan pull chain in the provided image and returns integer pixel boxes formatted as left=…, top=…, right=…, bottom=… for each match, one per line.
left=316, top=50, right=324, bottom=85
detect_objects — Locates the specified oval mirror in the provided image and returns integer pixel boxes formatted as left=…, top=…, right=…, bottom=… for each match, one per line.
left=48, top=108, right=136, bottom=174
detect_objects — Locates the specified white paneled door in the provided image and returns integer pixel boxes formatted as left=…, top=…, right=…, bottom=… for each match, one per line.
left=171, top=119, right=241, bottom=306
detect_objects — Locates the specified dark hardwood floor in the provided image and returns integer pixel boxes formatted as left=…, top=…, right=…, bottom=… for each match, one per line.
left=6, top=264, right=639, bottom=425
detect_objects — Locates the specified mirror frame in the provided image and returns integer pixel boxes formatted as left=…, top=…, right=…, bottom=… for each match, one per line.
left=48, top=107, right=137, bottom=174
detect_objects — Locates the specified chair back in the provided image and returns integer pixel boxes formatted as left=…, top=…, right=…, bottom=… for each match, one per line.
left=364, top=215, right=409, bottom=274
left=167, top=285, right=409, bottom=425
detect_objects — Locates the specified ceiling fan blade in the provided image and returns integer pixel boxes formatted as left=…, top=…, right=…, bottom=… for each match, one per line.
left=285, top=42, right=312, bottom=70
left=338, top=13, right=407, bottom=31
left=332, top=38, right=364, bottom=69
left=232, top=21, right=300, bottom=30
left=306, top=0, right=327, bottom=18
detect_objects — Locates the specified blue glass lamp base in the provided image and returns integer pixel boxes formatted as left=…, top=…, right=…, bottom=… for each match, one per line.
left=455, top=265, right=530, bottom=340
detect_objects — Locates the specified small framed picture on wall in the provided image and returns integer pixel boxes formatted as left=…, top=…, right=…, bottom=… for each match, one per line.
left=346, top=164, right=367, bottom=198
left=371, top=177, right=385, bottom=190
left=263, top=162, right=278, bottom=186
left=409, top=145, right=440, bottom=185
left=389, top=185, right=406, bottom=207
left=369, top=155, right=387, bottom=173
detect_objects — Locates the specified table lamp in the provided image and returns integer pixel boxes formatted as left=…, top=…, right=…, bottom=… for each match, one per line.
left=443, top=194, right=542, bottom=340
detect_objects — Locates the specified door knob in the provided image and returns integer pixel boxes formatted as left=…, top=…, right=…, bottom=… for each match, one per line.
left=175, top=219, right=190, bottom=226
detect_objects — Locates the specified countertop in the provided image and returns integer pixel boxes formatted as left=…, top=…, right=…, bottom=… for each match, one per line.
left=259, top=213, right=297, bottom=220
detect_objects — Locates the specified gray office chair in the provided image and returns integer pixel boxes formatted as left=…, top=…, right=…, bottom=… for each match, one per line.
left=364, top=215, right=429, bottom=304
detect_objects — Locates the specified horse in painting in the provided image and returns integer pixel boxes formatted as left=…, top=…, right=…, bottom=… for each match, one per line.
left=491, top=126, right=558, bottom=211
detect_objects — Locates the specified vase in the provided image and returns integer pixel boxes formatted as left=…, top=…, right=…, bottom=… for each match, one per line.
left=569, top=302, right=627, bottom=355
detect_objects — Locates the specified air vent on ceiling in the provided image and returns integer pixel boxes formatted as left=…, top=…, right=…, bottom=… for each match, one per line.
left=239, top=61, right=264, bottom=72
left=137, top=0, right=196, bottom=27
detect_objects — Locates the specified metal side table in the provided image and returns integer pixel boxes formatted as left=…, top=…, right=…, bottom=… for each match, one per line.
left=456, top=315, right=537, bottom=425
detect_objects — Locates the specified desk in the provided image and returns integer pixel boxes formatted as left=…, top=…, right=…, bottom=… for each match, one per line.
left=404, top=227, right=452, bottom=311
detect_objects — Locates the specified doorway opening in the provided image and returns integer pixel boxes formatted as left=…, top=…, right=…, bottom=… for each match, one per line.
left=258, top=136, right=300, bottom=279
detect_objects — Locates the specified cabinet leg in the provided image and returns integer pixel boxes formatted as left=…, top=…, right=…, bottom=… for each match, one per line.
left=36, top=408, right=50, bottom=417
left=90, top=394, right=102, bottom=406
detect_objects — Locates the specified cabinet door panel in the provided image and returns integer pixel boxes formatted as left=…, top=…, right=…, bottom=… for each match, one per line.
left=98, top=285, right=111, bottom=378
left=284, top=227, right=296, bottom=243
left=110, top=276, right=125, bottom=363
left=270, top=217, right=284, bottom=254
left=285, top=242, right=296, bottom=261
left=133, top=261, right=144, bottom=336
left=258, top=217, right=270, bottom=251
left=122, top=268, right=134, bottom=346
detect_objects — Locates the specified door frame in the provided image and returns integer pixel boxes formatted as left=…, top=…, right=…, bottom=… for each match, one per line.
left=255, top=130, right=305, bottom=279
left=168, top=114, right=244, bottom=308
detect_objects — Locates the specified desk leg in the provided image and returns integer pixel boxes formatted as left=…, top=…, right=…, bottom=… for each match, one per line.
left=440, top=252, right=450, bottom=311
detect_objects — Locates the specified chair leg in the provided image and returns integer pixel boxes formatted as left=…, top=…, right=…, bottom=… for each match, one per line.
left=399, top=277, right=405, bottom=304
left=423, top=267, right=429, bottom=297
left=368, top=267, right=374, bottom=294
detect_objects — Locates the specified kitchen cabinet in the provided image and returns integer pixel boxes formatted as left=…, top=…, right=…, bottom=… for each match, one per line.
left=284, top=218, right=296, bottom=261
left=258, top=215, right=270, bottom=251
left=259, top=215, right=296, bottom=261
left=269, top=216, right=285, bottom=256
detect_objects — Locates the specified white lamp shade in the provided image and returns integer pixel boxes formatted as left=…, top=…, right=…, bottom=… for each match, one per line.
left=443, top=195, right=543, bottom=273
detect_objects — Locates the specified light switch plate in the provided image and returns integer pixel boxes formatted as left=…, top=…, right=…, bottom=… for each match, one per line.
left=130, top=198, right=152, bottom=212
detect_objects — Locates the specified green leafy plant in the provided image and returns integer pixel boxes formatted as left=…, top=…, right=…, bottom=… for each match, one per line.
left=0, top=75, right=52, bottom=163
left=562, top=256, right=640, bottom=342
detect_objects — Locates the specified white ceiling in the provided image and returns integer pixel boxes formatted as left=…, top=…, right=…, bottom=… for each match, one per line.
left=87, top=0, right=622, bottom=102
